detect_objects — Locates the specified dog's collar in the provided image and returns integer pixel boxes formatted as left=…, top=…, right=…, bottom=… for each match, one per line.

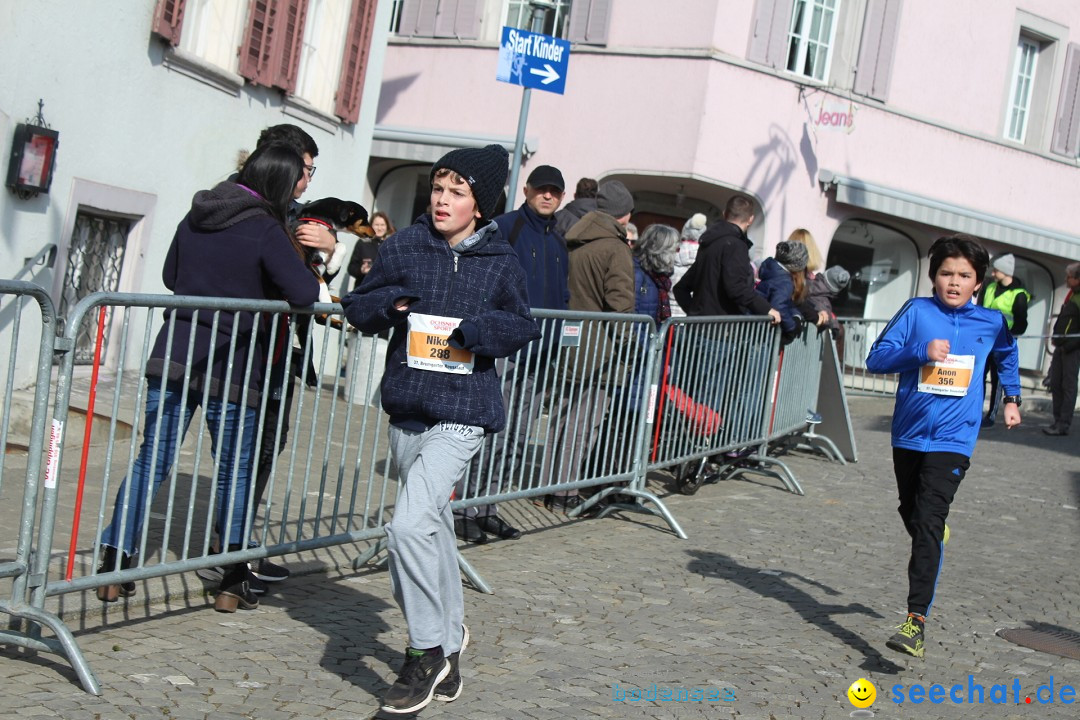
left=299, top=217, right=334, bottom=230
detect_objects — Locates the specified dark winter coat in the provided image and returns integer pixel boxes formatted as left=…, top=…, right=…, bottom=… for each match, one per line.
left=672, top=220, right=773, bottom=317
left=564, top=211, right=635, bottom=382
left=340, top=214, right=540, bottom=433
left=1052, top=291, right=1080, bottom=352
left=633, top=257, right=661, bottom=323
left=494, top=203, right=569, bottom=311
left=755, top=257, right=803, bottom=335
left=146, top=182, right=321, bottom=404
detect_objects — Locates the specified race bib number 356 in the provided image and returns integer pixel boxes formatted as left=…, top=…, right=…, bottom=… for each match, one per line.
left=407, top=312, right=475, bottom=374
left=918, top=353, right=975, bottom=397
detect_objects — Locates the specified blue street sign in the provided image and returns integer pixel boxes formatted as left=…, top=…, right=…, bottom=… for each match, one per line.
left=496, top=26, right=570, bottom=95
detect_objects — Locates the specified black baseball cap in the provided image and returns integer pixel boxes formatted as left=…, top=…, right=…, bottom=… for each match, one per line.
left=525, top=165, right=565, bottom=191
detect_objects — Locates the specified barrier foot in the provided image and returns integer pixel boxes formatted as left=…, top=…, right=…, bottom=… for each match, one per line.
left=795, top=432, right=847, bottom=465
left=725, top=455, right=805, bottom=496
left=569, top=487, right=689, bottom=540
left=456, top=551, right=493, bottom=594
left=351, top=538, right=389, bottom=570
left=0, top=604, right=101, bottom=694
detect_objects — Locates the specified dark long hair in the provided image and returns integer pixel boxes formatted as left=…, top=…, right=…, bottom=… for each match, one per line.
left=237, top=142, right=304, bottom=226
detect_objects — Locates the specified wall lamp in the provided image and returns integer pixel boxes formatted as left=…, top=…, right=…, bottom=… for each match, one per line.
left=7, top=100, right=59, bottom=200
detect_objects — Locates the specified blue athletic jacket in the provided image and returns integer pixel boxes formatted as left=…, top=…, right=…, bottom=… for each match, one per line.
left=865, top=295, right=1020, bottom=456
left=341, top=215, right=540, bottom=433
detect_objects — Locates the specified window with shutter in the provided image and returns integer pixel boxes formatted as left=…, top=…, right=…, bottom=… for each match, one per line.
left=238, top=0, right=275, bottom=84
left=747, top=0, right=795, bottom=69
left=567, top=0, right=612, bottom=46
left=852, top=0, right=901, bottom=101
left=396, top=0, right=439, bottom=36
left=433, top=0, right=482, bottom=39
left=273, top=0, right=310, bottom=92
left=335, top=0, right=378, bottom=123
left=152, top=0, right=188, bottom=45
left=238, top=0, right=308, bottom=92
left=1051, top=43, right=1080, bottom=157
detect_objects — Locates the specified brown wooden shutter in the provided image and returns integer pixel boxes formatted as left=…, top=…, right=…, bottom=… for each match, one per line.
left=397, top=0, right=440, bottom=37
left=853, top=0, right=902, bottom=100
left=567, top=0, right=612, bottom=46
left=273, top=0, right=309, bottom=93
left=746, top=0, right=794, bottom=69
left=433, top=0, right=482, bottom=39
left=239, top=0, right=276, bottom=85
left=1052, top=43, right=1080, bottom=157
left=335, top=0, right=378, bottom=123
left=151, top=0, right=187, bottom=46
left=238, top=0, right=308, bottom=92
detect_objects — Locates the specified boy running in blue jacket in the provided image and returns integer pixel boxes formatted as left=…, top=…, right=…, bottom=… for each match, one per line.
left=866, top=234, right=1021, bottom=658
left=342, top=144, right=540, bottom=713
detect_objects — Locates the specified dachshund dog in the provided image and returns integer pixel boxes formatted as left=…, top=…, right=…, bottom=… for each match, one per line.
left=295, top=197, right=375, bottom=304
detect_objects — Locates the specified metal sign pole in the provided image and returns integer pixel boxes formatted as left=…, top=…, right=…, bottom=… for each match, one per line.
left=505, top=2, right=552, bottom=213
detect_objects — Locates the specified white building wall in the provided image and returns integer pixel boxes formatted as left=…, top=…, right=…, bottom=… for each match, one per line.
left=0, top=0, right=390, bottom=390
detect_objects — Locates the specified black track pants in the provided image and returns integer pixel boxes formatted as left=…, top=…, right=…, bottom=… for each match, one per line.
left=892, top=448, right=970, bottom=618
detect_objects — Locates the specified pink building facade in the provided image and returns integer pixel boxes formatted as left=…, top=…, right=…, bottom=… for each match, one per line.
left=368, top=0, right=1080, bottom=375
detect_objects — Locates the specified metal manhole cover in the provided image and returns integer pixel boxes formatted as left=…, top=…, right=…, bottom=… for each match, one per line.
left=997, top=628, right=1080, bottom=661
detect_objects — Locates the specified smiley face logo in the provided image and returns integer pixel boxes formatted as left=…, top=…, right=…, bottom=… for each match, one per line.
left=847, top=678, right=876, bottom=709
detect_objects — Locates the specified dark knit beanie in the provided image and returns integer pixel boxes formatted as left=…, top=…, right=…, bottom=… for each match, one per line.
left=596, top=180, right=634, bottom=218
left=822, top=265, right=851, bottom=293
left=774, top=241, right=809, bottom=272
left=430, top=144, right=509, bottom=220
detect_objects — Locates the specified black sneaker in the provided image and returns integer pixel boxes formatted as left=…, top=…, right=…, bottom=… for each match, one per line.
left=196, top=564, right=225, bottom=583
left=541, top=494, right=582, bottom=514
left=247, top=568, right=268, bottom=595
left=886, top=614, right=925, bottom=658
left=381, top=647, right=449, bottom=715
left=252, top=557, right=291, bottom=582
left=434, top=625, right=470, bottom=702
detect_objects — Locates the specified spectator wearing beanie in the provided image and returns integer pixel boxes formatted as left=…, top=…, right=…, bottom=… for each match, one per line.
left=979, top=252, right=1031, bottom=426
left=670, top=212, right=708, bottom=317
left=541, top=180, right=636, bottom=514
left=341, top=144, right=540, bottom=715
left=756, top=240, right=809, bottom=342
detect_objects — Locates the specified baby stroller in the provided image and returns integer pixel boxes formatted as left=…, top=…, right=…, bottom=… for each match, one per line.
left=649, top=333, right=724, bottom=495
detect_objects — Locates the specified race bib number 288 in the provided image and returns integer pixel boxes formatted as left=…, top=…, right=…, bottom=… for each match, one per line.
left=407, top=312, right=475, bottom=374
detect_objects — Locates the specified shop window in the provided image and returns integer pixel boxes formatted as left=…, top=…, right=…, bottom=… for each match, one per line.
left=826, top=219, right=918, bottom=321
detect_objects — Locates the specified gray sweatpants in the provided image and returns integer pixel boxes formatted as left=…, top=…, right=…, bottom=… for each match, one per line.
left=386, top=421, right=484, bottom=653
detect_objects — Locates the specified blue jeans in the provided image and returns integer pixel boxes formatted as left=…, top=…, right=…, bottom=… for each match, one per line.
left=100, top=382, right=257, bottom=556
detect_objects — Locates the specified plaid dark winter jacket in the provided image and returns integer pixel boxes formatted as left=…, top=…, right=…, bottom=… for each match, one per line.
left=341, top=215, right=540, bottom=433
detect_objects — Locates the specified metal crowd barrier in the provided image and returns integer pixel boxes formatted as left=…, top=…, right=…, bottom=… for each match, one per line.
left=642, top=316, right=778, bottom=493
left=1, top=289, right=851, bottom=692
left=0, top=281, right=93, bottom=693
left=25, top=292, right=398, bottom=693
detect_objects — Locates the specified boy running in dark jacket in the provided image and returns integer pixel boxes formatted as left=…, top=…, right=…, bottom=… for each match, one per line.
left=341, top=144, right=539, bottom=713
left=866, top=233, right=1021, bottom=658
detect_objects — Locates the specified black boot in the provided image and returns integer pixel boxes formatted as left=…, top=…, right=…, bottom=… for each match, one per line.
left=214, top=561, right=259, bottom=613
left=95, top=546, right=136, bottom=602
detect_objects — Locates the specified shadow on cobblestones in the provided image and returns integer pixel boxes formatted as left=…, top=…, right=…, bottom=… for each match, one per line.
left=685, top=550, right=905, bottom=675
left=283, top=574, right=396, bottom=699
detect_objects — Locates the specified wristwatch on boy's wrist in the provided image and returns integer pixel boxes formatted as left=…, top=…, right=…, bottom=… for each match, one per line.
left=1002, top=395, right=1022, bottom=406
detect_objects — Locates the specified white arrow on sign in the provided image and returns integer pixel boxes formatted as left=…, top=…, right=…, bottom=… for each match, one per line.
left=529, top=64, right=560, bottom=85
